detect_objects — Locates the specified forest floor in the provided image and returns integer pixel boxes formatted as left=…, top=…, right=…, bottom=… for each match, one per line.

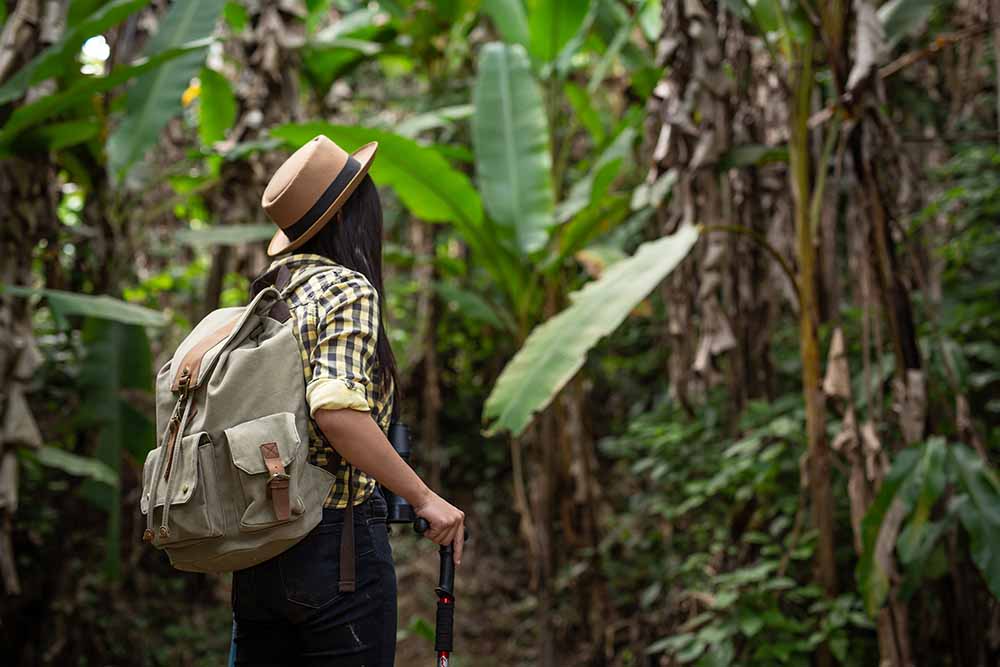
left=393, top=522, right=534, bottom=667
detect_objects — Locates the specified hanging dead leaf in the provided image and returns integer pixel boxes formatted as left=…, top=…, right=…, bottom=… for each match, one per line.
left=11, top=335, right=41, bottom=381
left=896, top=369, right=926, bottom=445
left=860, top=420, right=889, bottom=482
left=0, top=452, right=17, bottom=513
left=831, top=406, right=858, bottom=453
left=846, top=0, right=889, bottom=95
left=823, top=327, right=852, bottom=400
left=692, top=300, right=736, bottom=374
left=2, top=387, right=42, bottom=450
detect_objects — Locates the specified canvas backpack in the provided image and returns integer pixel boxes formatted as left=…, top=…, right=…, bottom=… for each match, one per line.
left=140, top=266, right=335, bottom=573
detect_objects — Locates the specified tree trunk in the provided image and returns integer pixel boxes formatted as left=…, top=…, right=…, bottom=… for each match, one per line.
left=409, top=220, right=442, bottom=489
left=0, top=0, right=64, bottom=599
left=202, top=245, right=231, bottom=319
left=0, top=157, right=60, bottom=595
left=788, top=31, right=838, bottom=667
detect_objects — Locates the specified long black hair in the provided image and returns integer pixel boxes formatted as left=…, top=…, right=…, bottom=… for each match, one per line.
left=299, top=174, right=399, bottom=401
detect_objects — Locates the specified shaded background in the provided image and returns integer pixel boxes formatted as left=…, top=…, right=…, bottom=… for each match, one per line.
left=1, top=0, right=1000, bottom=665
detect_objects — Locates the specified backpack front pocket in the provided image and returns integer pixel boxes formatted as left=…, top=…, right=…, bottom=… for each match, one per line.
left=226, top=412, right=307, bottom=531
left=141, top=432, right=222, bottom=547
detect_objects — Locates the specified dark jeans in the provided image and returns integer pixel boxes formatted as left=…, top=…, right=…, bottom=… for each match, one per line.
left=232, top=489, right=397, bottom=666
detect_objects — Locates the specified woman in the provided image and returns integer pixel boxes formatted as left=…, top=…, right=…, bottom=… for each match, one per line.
left=231, top=136, right=465, bottom=666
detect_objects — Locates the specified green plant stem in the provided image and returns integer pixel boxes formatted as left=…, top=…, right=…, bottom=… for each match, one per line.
left=810, top=114, right=841, bottom=238
left=788, top=26, right=838, bottom=667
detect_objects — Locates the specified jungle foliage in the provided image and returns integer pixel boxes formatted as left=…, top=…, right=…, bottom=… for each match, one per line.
left=0, top=0, right=999, bottom=666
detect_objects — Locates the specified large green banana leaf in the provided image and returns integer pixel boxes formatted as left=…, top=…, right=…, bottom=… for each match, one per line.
left=106, top=0, right=226, bottom=180
left=0, top=39, right=212, bottom=150
left=857, top=438, right=1000, bottom=613
left=878, top=0, right=938, bottom=46
left=198, top=66, right=236, bottom=146
left=473, top=42, right=553, bottom=255
left=482, top=0, right=530, bottom=50
left=0, top=0, right=152, bottom=105
left=302, top=5, right=389, bottom=92
left=555, top=126, right=635, bottom=224
left=177, top=224, right=275, bottom=246
left=483, top=225, right=700, bottom=437
left=396, top=105, right=473, bottom=139
left=948, top=445, right=1000, bottom=600
left=78, top=319, right=155, bottom=579
left=31, top=446, right=118, bottom=487
left=526, top=0, right=589, bottom=64
left=2, top=286, right=167, bottom=327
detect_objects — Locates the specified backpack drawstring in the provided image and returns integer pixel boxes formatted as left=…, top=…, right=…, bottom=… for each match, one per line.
left=143, top=403, right=176, bottom=542
left=158, top=395, right=194, bottom=539
left=144, top=373, right=194, bottom=543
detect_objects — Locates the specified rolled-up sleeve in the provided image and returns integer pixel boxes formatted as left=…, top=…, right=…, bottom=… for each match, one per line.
left=305, top=277, right=380, bottom=418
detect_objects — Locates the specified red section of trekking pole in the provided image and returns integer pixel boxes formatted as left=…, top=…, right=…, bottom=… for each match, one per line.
left=415, top=518, right=468, bottom=666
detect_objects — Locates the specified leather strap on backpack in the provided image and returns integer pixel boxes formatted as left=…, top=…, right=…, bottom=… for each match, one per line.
left=339, top=465, right=357, bottom=592
left=260, top=443, right=291, bottom=521
left=249, top=265, right=292, bottom=322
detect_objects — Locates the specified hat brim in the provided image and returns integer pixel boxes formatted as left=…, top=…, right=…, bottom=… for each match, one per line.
left=267, top=141, right=379, bottom=257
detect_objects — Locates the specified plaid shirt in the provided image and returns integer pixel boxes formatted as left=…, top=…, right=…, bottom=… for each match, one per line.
left=267, top=253, right=394, bottom=508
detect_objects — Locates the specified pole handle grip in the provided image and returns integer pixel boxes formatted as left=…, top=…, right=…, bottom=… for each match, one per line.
left=434, top=596, right=455, bottom=653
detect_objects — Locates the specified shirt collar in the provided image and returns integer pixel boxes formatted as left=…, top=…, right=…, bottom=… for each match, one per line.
left=268, top=253, right=338, bottom=273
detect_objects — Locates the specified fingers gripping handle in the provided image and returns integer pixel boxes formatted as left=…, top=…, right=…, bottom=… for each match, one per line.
left=414, top=518, right=469, bottom=596
left=413, top=518, right=471, bottom=542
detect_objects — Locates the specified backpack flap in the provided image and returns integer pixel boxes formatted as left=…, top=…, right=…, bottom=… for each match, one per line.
left=225, top=411, right=305, bottom=529
left=227, top=414, right=298, bottom=474
left=167, top=287, right=283, bottom=393
left=140, top=432, right=221, bottom=547
left=141, top=436, right=200, bottom=514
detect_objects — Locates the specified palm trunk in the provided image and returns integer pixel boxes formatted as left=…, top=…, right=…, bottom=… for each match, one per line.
left=0, top=0, right=64, bottom=597
left=788, top=32, right=838, bottom=667
left=202, top=245, right=231, bottom=319
left=0, top=157, right=60, bottom=595
left=848, top=118, right=920, bottom=667
left=410, top=220, right=442, bottom=489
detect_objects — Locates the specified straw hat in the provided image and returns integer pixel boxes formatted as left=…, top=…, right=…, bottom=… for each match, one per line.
left=262, top=135, right=378, bottom=256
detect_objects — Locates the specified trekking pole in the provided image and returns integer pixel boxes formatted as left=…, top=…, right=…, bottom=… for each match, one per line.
left=414, top=518, right=469, bottom=667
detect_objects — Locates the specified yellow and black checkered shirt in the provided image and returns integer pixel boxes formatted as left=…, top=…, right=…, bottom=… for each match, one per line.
left=267, top=253, right=395, bottom=509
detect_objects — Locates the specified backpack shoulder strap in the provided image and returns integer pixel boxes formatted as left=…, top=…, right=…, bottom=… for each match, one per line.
left=249, top=265, right=292, bottom=322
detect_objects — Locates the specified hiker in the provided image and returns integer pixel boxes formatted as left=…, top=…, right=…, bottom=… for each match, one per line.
left=232, top=136, right=466, bottom=665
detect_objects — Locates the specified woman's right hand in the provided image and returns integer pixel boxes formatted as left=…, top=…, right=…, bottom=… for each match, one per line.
left=414, top=492, right=465, bottom=565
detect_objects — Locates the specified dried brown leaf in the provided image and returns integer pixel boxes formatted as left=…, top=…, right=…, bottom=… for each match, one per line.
left=0, top=452, right=17, bottom=512
left=831, top=406, right=858, bottom=453
left=896, top=369, right=926, bottom=445
left=2, top=387, right=42, bottom=450
left=847, top=0, right=889, bottom=94
left=823, top=327, right=852, bottom=400
left=860, top=419, right=888, bottom=482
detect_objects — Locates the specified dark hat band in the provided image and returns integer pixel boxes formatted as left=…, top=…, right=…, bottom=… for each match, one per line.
left=283, top=155, right=362, bottom=242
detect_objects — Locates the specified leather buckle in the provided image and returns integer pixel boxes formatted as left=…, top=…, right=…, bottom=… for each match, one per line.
left=267, top=472, right=290, bottom=489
